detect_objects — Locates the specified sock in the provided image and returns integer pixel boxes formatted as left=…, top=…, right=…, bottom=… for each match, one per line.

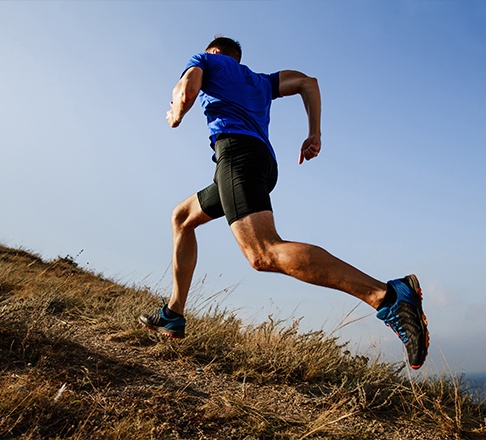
left=164, top=304, right=183, bottom=319
left=377, top=284, right=397, bottom=310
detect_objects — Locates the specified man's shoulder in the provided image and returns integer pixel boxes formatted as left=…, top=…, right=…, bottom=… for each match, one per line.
left=186, top=52, right=208, bottom=67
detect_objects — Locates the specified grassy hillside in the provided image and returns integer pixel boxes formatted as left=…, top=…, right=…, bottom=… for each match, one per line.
left=1, top=244, right=484, bottom=439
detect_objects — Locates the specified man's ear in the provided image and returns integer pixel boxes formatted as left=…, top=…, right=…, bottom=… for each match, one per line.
left=206, top=47, right=221, bottom=55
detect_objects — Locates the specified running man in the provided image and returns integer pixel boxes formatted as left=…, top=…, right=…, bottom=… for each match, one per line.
left=140, top=37, right=429, bottom=369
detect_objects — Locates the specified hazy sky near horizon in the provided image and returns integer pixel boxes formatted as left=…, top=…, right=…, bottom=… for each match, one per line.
left=1, top=1, right=485, bottom=374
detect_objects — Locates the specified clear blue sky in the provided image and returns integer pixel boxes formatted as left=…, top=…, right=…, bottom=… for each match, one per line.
left=1, top=1, right=485, bottom=375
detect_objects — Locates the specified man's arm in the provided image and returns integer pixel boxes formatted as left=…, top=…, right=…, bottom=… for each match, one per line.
left=278, top=70, right=321, bottom=164
left=166, top=66, right=203, bottom=128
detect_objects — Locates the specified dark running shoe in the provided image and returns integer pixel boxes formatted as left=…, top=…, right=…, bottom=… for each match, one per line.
left=376, top=274, right=429, bottom=369
left=139, top=305, right=186, bottom=339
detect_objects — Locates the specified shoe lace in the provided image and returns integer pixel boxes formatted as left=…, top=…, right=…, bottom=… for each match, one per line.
left=384, top=312, right=409, bottom=343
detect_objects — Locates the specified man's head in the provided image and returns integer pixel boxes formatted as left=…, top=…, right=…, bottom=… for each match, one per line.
left=205, top=36, right=242, bottom=62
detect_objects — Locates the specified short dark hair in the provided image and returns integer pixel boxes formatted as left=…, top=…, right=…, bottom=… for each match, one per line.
left=205, top=36, right=242, bottom=62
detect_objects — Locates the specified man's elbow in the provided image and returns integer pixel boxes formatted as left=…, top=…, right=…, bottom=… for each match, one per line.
left=184, top=83, right=202, bottom=104
left=174, top=87, right=198, bottom=108
left=173, top=78, right=199, bottom=105
left=180, top=93, right=197, bottom=107
left=303, top=76, right=319, bottom=91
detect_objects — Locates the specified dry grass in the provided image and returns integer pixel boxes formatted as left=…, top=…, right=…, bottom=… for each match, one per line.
left=1, top=244, right=485, bottom=439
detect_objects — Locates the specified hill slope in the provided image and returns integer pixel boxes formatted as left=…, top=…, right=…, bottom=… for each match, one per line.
left=1, top=244, right=484, bottom=439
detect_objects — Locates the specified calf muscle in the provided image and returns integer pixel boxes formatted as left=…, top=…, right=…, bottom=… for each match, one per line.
left=231, top=211, right=386, bottom=308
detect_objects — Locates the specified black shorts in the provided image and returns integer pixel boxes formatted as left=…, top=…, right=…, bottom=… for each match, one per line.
left=197, top=134, right=278, bottom=225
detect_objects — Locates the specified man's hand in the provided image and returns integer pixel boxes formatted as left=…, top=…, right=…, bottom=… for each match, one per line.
left=166, top=102, right=181, bottom=128
left=298, top=133, right=321, bottom=164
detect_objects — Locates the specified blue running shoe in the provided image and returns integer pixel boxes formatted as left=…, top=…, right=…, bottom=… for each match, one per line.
left=139, top=304, right=186, bottom=339
left=376, top=274, right=429, bottom=369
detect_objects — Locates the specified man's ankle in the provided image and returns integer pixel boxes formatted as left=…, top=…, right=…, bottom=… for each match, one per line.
left=164, top=304, right=184, bottom=319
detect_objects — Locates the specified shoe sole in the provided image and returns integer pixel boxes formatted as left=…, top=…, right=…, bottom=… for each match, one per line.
left=405, top=274, right=430, bottom=370
left=139, top=319, right=185, bottom=339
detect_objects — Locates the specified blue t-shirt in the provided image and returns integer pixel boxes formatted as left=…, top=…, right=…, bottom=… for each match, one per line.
left=183, top=52, right=281, bottom=160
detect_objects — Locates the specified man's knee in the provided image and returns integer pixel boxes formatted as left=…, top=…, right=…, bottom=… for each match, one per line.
left=231, top=211, right=282, bottom=272
left=171, top=203, right=189, bottom=231
left=172, top=195, right=211, bottom=232
left=244, top=249, right=279, bottom=273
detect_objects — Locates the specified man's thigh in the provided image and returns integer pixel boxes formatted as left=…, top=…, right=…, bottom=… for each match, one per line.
left=230, top=210, right=281, bottom=258
left=197, top=183, right=225, bottom=220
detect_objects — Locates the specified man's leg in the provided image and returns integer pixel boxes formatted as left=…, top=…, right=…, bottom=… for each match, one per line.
left=230, top=210, right=387, bottom=309
left=230, top=210, right=429, bottom=369
left=169, top=193, right=212, bottom=315
left=139, top=193, right=212, bottom=337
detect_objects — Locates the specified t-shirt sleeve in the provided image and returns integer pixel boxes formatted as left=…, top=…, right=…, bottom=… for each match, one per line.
left=267, top=72, right=281, bottom=99
left=180, top=53, right=206, bottom=78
